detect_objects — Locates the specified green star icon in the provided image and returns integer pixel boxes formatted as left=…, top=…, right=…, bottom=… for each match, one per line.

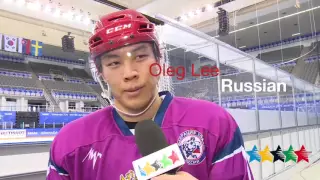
left=160, top=154, right=172, bottom=168
left=283, top=145, right=298, bottom=163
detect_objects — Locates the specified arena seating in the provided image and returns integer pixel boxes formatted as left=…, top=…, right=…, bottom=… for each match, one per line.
left=72, top=68, right=92, bottom=79
left=66, top=77, right=83, bottom=84
left=0, top=52, right=24, bottom=62
left=0, top=30, right=319, bottom=114
left=89, top=84, right=103, bottom=95
left=243, top=32, right=320, bottom=52
left=86, top=80, right=99, bottom=85
left=0, top=58, right=29, bottom=72
left=29, top=62, right=74, bottom=77
left=168, top=31, right=318, bottom=98
left=273, top=61, right=296, bottom=73
left=0, top=74, right=38, bottom=88
left=26, top=55, right=85, bottom=66
left=52, top=90, right=97, bottom=101
left=258, top=46, right=303, bottom=64
left=41, top=79, right=94, bottom=92
left=0, top=69, right=32, bottom=78
left=38, top=74, right=54, bottom=80
left=0, top=87, right=43, bottom=97
left=0, top=51, right=104, bottom=113
left=303, top=57, right=319, bottom=83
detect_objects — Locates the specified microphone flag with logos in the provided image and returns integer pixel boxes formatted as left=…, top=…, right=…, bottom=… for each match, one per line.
left=132, top=120, right=185, bottom=180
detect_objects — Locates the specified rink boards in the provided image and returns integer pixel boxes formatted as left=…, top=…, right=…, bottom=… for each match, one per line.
left=0, top=128, right=57, bottom=145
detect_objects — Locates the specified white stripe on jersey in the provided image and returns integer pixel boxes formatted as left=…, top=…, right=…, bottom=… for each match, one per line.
left=212, top=146, right=252, bottom=179
left=212, top=145, right=247, bottom=164
left=130, top=129, right=135, bottom=135
left=48, top=165, right=69, bottom=176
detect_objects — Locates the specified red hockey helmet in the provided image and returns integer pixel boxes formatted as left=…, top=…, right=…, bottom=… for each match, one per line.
left=89, top=9, right=160, bottom=62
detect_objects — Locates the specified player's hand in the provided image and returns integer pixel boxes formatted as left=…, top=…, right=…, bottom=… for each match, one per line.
left=151, top=171, right=198, bottom=180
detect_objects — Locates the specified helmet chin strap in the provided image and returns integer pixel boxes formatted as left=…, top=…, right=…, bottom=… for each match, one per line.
left=110, top=94, right=158, bottom=117
left=98, top=74, right=159, bottom=117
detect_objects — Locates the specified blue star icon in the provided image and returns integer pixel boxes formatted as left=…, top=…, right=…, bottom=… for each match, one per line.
left=246, top=145, right=261, bottom=162
left=138, top=165, right=147, bottom=176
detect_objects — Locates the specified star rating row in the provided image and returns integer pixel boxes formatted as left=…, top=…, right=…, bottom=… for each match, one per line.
left=246, top=145, right=311, bottom=163
left=139, top=150, right=180, bottom=176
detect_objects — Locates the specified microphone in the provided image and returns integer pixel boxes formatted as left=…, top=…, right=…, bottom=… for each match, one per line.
left=132, top=120, right=185, bottom=180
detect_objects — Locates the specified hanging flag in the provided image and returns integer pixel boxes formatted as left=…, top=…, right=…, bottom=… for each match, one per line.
left=31, top=40, right=43, bottom=56
left=18, top=38, right=31, bottom=55
left=4, top=35, right=17, bottom=52
left=0, top=34, right=2, bottom=50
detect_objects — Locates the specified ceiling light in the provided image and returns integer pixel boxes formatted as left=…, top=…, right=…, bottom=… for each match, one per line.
left=239, top=46, right=246, bottom=49
left=188, top=11, right=195, bottom=17
left=181, top=15, right=188, bottom=21
left=44, top=4, right=51, bottom=13
left=63, top=11, right=74, bottom=20
left=76, top=14, right=83, bottom=21
left=53, top=8, right=61, bottom=18
left=16, top=0, right=25, bottom=6
left=27, top=1, right=41, bottom=11
left=83, top=17, right=91, bottom=25
left=91, top=25, right=96, bottom=34
left=206, top=4, right=213, bottom=11
left=292, top=33, right=301, bottom=36
left=4, top=0, right=13, bottom=3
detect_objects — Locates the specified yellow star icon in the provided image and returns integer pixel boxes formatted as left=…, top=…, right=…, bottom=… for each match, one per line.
left=143, top=162, right=155, bottom=175
left=259, top=146, right=273, bottom=162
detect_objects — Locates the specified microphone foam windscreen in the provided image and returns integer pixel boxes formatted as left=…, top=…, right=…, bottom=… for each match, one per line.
left=135, top=120, right=169, bottom=156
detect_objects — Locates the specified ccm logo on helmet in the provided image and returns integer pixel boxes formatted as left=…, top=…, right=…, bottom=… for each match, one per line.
left=106, top=24, right=132, bottom=34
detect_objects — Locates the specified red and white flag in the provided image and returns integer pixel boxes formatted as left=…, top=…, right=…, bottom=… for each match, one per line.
left=4, top=35, right=17, bottom=52
left=18, top=37, right=31, bottom=55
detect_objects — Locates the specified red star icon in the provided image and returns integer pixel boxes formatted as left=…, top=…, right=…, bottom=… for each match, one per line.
left=168, top=150, right=180, bottom=164
left=295, top=145, right=311, bottom=163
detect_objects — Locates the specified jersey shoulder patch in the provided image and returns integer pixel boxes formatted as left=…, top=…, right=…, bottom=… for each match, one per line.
left=177, top=130, right=206, bottom=165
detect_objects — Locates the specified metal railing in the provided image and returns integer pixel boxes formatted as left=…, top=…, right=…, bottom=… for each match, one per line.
left=68, top=106, right=101, bottom=112
left=1, top=121, right=66, bottom=129
left=0, top=105, right=100, bottom=113
left=0, top=105, right=50, bottom=112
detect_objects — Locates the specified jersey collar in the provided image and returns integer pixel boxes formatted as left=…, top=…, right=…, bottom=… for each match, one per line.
left=112, top=91, right=173, bottom=136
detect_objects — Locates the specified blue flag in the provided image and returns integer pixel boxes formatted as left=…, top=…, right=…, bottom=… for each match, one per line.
left=31, top=40, right=43, bottom=56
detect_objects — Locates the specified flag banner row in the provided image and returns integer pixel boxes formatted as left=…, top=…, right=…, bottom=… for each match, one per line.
left=0, top=33, right=43, bottom=56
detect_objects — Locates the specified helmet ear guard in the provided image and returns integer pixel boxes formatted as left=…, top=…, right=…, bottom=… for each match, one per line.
left=101, top=90, right=112, bottom=102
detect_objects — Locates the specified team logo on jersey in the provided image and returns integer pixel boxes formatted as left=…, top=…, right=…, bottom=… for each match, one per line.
left=177, top=130, right=206, bottom=165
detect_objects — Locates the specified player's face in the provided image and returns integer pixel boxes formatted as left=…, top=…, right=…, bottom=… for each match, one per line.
left=100, top=43, right=160, bottom=112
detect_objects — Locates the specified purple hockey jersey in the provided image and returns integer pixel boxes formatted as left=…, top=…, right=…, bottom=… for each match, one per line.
left=47, top=91, right=253, bottom=180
